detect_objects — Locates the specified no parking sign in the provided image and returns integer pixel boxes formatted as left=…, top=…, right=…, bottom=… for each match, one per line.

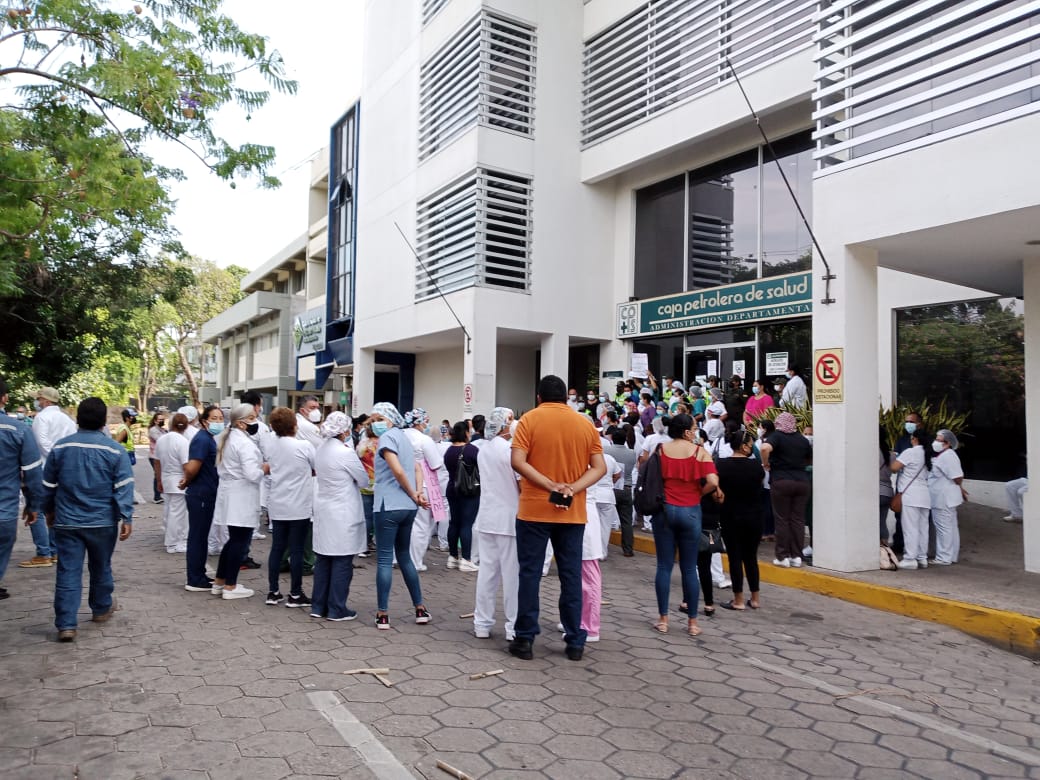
left=813, top=348, right=844, bottom=404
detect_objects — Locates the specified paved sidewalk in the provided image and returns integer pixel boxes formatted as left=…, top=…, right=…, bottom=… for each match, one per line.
left=2, top=495, right=1040, bottom=779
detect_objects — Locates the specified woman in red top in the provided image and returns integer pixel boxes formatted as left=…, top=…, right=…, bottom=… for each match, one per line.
left=651, top=414, right=718, bottom=636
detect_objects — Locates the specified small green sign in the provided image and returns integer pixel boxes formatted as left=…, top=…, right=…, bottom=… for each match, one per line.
left=617, top=271, right=812, bottom=338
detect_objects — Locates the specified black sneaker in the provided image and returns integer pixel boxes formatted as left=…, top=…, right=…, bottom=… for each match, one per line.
left=240, top=557, right=261, bottom=570
left=565, top=646, right=584, bottom=662
left=508, top=638, right=533, bottom=660
left=265, top=591, right=284, bottom=605
left=375, top=613, right=390, bottom=630
left=415, top=607, right=432, bottom=625
left=286, top=593, right=311, bottom=608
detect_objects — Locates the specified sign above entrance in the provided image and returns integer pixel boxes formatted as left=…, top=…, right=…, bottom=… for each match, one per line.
left=293, top=306, right=326, bottom=357
left=616, top=271, right=812, bottom=339
left=813, top=348, right=844, bottom=404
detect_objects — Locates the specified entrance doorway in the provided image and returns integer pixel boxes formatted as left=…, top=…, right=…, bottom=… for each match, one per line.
left=686, top=344, right=756, bottom=390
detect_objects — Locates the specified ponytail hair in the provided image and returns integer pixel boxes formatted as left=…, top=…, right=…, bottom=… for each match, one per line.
left=217, top=403, right=254, bottom=464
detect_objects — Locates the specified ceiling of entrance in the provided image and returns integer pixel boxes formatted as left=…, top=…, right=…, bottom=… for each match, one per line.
left=868, top=205, right=1040, bottom=298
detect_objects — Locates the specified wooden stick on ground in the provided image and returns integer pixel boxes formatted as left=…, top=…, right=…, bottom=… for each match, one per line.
left=469, top=669, right=504, bottom=681
left=458, top=612, right=475, bottom=619
left=436, top=759, right=476, bottom=780
left=342, top=668, right=390, bottom=676
left=373, top=673, right=394, bottom=688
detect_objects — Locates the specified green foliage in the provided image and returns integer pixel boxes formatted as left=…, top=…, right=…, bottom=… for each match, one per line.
left=879, top=399, right=971, bottom=453
left=0, top=0, right=295, bottom=382
left=747, top=402, right=814, bottom=432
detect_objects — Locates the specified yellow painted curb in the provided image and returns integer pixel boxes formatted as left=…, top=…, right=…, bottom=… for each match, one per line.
left=611, top=531, right=1040, bottom=658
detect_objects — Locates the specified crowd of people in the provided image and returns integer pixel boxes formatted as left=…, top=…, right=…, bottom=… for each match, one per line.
left=0, top=367, right=988, bottom=652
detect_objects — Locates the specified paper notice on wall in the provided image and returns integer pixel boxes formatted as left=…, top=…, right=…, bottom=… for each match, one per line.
left=630, top=353, right=648, bottom=379
left=732, top=360, right=746, bottom=379
left=706, top=360, right=718, bottom=378
left=766, top=352, right=789, bottom=376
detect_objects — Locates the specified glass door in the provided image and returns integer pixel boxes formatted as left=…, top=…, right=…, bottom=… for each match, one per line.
left=685, top=344, right=756, bottom=391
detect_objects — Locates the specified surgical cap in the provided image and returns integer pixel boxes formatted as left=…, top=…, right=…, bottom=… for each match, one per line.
left=485, top=407, right=514, bottom=438
left=369, top=402, right=405, bottom=428
left=321, top=411, right=352, bottom=439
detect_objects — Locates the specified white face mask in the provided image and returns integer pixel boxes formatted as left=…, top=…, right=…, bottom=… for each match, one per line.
left=307, top=409, right=322, bottom=423
left=568, top=394, right=576, bottom=400
left=774, top=385, right=782, bottom=393
left=931, top=440, right=945, bottom=453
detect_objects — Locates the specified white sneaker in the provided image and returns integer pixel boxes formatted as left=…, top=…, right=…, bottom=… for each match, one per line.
left=772, top=557, right=791, bottom=568
left=415, top=564, right=428, bottom=572
left=438, top=543, right=449, bottom=552
left=918, top=559, right=928, bottom=569
left=446, top=556, right=458, bottom=570
left=505, top=631, right=516, bottom=641
left=557, top=623, right=565, bottom=633
left=897, top=559, right=918, bottom=570
left=459, top=559, right=479, bottom=573
left=222, top=585, right=254, bottom=600
left=586, top=635, right=600, bottom=643
left=174, top=544, right=187, bottom=553
left=802, top=546, right=813, bottom=558
left=166, top=547, right=179, bottom=554
left=928, top=559, right=952, bottom=566
left=474, top=628, right=491, bottom=639
left=207, top=548, right=222, bottom=556
left=252, top=531, right=266, bottom=540
left=714, top=578, right=732, bottom=589
left=791, top=557, right=803, bottom=568
left=1003, top=515, right=1022, bottom=522
left=642, top=523, right=653, bottom=531
left=211, top=583, right=224, bottom=596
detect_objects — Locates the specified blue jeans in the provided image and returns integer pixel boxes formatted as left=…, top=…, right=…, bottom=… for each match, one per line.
left=0, top=518, right=17, bottom=582
left=185, top=491, right=216, bottom=587
left=53, top=525, right=118, bottom=630
left=312, top=553, right=355, bottom=619
left=268, top=519, right=310, bottom=595
left=215, top=526, right=252, bottom=587
left=29, top=514, right=54, bottom=557
left=515, top=519, right=586, bottom=649
left=446, top=494, right=479, bottom=560
left=651, top=503, right=702, bottom=617
left=375, top=508, right=423, bottom=612
left=361, top=493, right=374, bottom=544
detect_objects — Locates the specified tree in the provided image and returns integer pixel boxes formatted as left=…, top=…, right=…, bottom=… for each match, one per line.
left=0, top=0, right=295, bottom=382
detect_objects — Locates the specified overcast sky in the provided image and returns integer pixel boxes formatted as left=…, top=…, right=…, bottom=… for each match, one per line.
left=164, top=1, right=365, bottom=270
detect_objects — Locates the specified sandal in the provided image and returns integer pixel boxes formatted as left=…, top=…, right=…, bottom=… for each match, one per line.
left=748, top=601, right=760, bottom=610
left=687, top=620, right=701, bottom=637
left=720, top=600, right=746, bottom=611
left=654, top=619, right=669, bottom=634
left=703, top=606, right=715, bottom=617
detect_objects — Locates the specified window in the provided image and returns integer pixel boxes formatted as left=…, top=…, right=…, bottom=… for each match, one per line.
left=415, top=168, right=532, bottom=300
left=329, top=105, right=359, bottom=322
left=419, top=11, right=536, bottom=159
left=582, top=0, right=814, bottom=146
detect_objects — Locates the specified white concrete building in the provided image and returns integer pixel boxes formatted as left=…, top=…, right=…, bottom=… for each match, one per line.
left=202, top=152, right=330, bottom=411
left=353, top=0, right=1036, bottom=571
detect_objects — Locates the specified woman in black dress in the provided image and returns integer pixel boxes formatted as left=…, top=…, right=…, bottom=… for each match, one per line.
left=716, top=429, right=765, bottom=610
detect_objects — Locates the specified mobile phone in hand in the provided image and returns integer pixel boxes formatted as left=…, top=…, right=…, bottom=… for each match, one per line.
left=548, top=491, right=573, bottom=508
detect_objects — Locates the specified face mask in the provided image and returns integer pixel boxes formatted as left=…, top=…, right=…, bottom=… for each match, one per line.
left=15, top=412, right=25, bottom=420
left=245, top=422, right=259, bottom=436
left=157, top=421, right=165, bottom=428
left=904, top=422, right=917, bottom=434
left=599, top=395, right=607, bottom=402
left=758, top=427, right=765, bottom=439
left=33, top=400, right=41, bottom=411
left=752, top=386, right=761, bottom=395
left=587, top=395, right=595, bottom=402
left=804, top=434, right=813, bottom=445
left=774, top=385, right=782, bottom=393
left=308, top=409, right=322, bottom=423
left=786, top=371, right=794, bottom=379
left=208, top=422, right=225, bottom=435
left=371, top=421, right=389, bottom=437
left=568, top=394, right=576, bottom=400
left=931, top=440, right=944, bottom=453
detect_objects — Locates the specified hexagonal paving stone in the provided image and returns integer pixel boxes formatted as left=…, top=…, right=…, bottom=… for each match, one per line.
left=606, top=750, right=683, bottom=778
left=34, top=735, right=114, bottom=765
left=433, top=706, right=500, bottom=729
left=287, top=746, right=365, bottom=776
left=545, top=734, right=615, bottom=761
left=209, top=756, right=294, bottom=780
left=426, top=726, right=497, bottom=753
left=239, top=729, right=315, bottom=758
left=600, top=726, right=670, bottom=752
left=483, top=742, right=555, bottom=771
left=372, top=713, right=439, bottom=738
left=76, top=748, right=165, bottom=778
left=178, top=684, right=244, bottom=705
left=486, top=719, right=556, bottom=744
left=0, top=720, right=73, bottom=748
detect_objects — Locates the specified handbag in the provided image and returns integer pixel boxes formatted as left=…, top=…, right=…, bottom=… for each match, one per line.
left=699, top=525, right=724, bottom=554
left=634, top=450, right=664, bottom=516
left=889, top=463, right=922, bottom=514
left=453, top=457, right=481, bottom=497
left=879, top=543, right=899, bottom=571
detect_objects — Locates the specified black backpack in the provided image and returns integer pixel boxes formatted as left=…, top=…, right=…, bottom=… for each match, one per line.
left=454, top=457, right=481, bottom=497
left=633, top=450, right=664, bottom=516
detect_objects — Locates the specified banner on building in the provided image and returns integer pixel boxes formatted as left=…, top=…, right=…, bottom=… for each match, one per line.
left=616, top=271, right=812, bottom=339
left=293, top=307, right=326, bottom=357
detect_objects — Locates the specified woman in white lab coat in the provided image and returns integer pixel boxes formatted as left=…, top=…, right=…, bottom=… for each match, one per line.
left=890, top=428, right=932, bottom=570
left=212, top=403, right=268, bottom=599
left=311, top=412, right=369, bottom=621
left=930, top=429, right=967, bottom=566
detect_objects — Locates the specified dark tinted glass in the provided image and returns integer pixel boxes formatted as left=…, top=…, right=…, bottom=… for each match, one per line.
left=634, top=175, right=685, bottom=299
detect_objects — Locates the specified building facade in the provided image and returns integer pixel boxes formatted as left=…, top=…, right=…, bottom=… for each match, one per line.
left=348, top=0, right=1037, bottom=572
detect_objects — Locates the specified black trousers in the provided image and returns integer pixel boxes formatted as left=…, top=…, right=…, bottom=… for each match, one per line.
left=722, top=516, right=763, bottom=594
left=614, top=487, right=633, bottom=554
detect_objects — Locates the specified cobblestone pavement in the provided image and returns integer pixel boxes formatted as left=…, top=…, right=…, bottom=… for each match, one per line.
left=2, top=497, right=1039, bottom=779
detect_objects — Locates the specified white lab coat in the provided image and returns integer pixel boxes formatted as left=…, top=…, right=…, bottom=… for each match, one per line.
left=313, top=437, right=368, bottom=556
left=267, top=436, right=316, bottom=521
left=894, top=446, right=931, bottom=509
left=213, top=429, right=264, bottom=528
left=474, top=436, right=519, bottom=536
left=155, top=430, right=189, bottom=495
left=781, top=375, right=808, bottom=408
left=295, top=412, right=321, bottom=448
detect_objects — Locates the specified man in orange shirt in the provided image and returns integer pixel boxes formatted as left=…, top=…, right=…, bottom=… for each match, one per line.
left=510, top=375, right=606, bottom=661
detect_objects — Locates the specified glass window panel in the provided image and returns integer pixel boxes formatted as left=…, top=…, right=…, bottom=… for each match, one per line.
left=688, top=151, right=758, bottom=289
left=686, top=328, right=755, bottom=347
left=757, top=320, right=811, bottom=387
left=634, top=175, right=685, bottom=300
left=762, top=133, right=813, bottom=278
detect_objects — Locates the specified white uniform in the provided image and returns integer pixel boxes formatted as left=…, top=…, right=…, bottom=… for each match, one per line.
left=313, top=438, right=368, bottom=556
left=436, top=440, right=451, bottom=548
left=155, top=430, right=190, bottom=552
left=894, top=446, right=931, bottom=564
left=929, top=448, right=964, bottom=565
left=295, top=412, right=322, bottom=448
left=267, top=436, right=316, bottom=521
left=213, top=430, right=264, bottom=530
left=593, top=454, right=622, bottom=558
left=405, top=426, right=444, bottom=569
left=781, top=375, right=808, bottom=409
left=33, top=404, right=76, bottom=460
left=472, top=436, right=519, bottom=639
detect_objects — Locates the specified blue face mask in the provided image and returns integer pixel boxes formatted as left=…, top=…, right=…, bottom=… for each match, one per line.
left=208, top=422, right=225, bottom=435
left=371, top=421, right=389, bottom=437
left=904, top=422, right=917, bottom=435
left=752, top=386, right=761, bottom=395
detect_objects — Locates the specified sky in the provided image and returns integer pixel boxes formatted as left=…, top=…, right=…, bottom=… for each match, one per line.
left=163, top=1, right=365, bottom=271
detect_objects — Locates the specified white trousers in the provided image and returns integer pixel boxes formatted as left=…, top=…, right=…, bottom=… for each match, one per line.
left=931, top=506, right=959, bottom=564
left=437, top=516, right=448, bottom=547
left=208, top=521, right=228, bottom=554
left=901, top=505, right=930, bottom=563
left=711, top=552, right=725, bottom=583
left=597, top=502, right=614, bottom=560
left=409, top=506, right=435, bottom=568
left=473, top=531, right=518, bottom=638
left=1006, top=477, right=1028, bottom=519
left=163, top=494, right=189, bottom=550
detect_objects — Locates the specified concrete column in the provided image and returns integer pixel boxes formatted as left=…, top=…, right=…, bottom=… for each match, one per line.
left=540, top=332, right=570, bottom=386
left=599, top=339, right=630, bottom=395
left=811, top=245, right=880, bottom=572
left=463, top=328, right=497, bottom=416
left=352, top=347, right=375, bottom=418
left=1023, top=259, right=1040, bottom=573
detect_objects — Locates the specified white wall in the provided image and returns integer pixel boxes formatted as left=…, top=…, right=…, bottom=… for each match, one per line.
left=414, top=347, right=465, bottom=423
left=495, top=345, right=538, bottom=416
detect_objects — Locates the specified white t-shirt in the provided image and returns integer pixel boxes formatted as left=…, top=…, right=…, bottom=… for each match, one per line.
left=640, top=432, right=672, bottom=457
left=894, top=446, right=930, bottom=508
left=267, top=436, right=317, bottom=521
left=592, top=453, right=622, bottom=504
left=154, top=430, right=190, bottom=495
left=474, top=436, right=519, bottom=536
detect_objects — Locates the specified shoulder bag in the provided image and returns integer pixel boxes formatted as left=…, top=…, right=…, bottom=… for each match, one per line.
left=453, top=451, right=481, bottom=497
left=889, top=463, right=922, bottom=514
left=634, top=450, right=664, bottom=516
